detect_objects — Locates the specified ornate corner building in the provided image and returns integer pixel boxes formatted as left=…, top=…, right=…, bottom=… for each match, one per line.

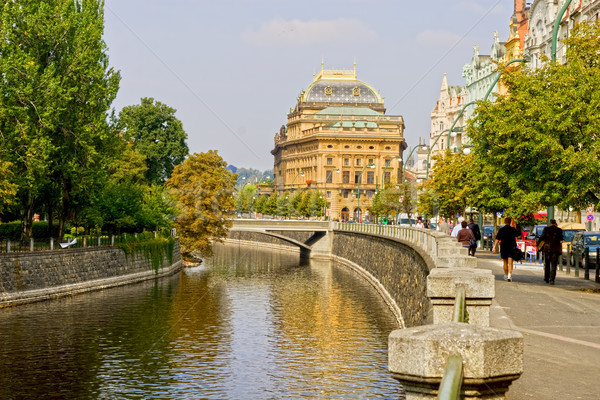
left=271, top=65, right=406, bottom=222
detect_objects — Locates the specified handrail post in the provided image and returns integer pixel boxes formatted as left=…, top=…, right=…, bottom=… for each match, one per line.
left=453, top=286, right=466, bottom=323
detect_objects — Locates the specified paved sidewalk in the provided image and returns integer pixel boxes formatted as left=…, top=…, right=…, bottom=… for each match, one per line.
left=477, top=251, right=600, bottom=400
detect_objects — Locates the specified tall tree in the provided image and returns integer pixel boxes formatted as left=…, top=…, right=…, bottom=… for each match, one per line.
left=0, top=0, right=120, bottom=238
left=468, top=21, right=600, bottom=213
left=119, top=97, right=189, bottom=185
left=167, top=151, right=236, bottom=257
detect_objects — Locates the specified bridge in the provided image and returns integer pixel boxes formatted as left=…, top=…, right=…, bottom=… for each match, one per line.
left=227, top=219, right=524, bottom=399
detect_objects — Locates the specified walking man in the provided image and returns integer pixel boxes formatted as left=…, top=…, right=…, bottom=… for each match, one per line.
left=538, top=219, right=563, bottom=285
left=492, top=217, right=520, bottom=282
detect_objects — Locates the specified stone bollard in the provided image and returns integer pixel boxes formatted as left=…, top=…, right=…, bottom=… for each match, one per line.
left=389, top=322, right=523, bottom=400
left=427, top=268, right=495, bottom=327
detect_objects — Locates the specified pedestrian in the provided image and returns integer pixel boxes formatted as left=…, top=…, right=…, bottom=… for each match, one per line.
left=438, top=218, right=450, bottom=235
left=468, top=218, right=481, bottom=256
left=492, top=217, right=520, bottom=282
left=456, top=221, right=475, bottom=253
left=416, top=218, right=424, bottom=228
left=538, top=219, right=563, bottom=285
left=451, top=217, right=464, bottom=237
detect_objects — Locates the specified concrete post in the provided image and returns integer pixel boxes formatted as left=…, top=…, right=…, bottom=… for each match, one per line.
left=389, top=323, right=523, bottom=400
left=427, top=268, right=495, bottom=327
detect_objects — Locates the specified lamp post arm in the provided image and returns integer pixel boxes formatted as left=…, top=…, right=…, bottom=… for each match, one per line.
left=425, top=129, right=449, bottom=180
left=483, top=58, right=528, bottom=100
left=552, top=0, right=573, bottom=62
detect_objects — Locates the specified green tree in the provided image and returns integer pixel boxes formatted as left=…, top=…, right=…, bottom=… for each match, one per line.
left=468, top=21, right=600, bottom=214
left=264, top=191, right=278, bottom=216
left=0, top=161, right=18, bottom=217
left=119, top=97, right=189, bottom=185
left=372, top=184, right=402, bottom=221
left=424, top=151, right=473, bottom=220
left=0, top=0, right=120, bottom=238
left=167, top=150, right=236, bottom=256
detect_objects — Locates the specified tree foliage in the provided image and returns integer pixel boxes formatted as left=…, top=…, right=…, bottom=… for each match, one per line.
left=0, top=0, right=120, bottom=238
left=167, top=151, right=236, bottom=256
left=468, top=21, right=600, bottom=212
left=119, top=97, right=189, bottom=185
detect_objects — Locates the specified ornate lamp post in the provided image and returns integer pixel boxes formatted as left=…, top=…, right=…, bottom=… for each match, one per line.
left=357, top=163, right=375, bottom=223
left=290, top=172, right=305, bottom=192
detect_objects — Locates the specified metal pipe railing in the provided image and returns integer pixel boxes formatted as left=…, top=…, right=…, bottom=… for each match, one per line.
left=437, top=355, right=464, bottom=400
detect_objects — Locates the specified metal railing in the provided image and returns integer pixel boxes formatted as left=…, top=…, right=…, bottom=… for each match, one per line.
left=437, top=287, right=467, bottom=399
left=0, top=232, right=173, bottom=254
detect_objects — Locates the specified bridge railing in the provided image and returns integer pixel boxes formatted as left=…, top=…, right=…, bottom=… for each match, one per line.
left=332, top=222, right=474, bottom=269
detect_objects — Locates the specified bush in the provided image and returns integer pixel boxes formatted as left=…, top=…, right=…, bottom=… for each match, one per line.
left=0, top=221, right=59, bottom=240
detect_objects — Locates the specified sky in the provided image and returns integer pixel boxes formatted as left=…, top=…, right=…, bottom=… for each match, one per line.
left=103, top=0, right=511, bottom=171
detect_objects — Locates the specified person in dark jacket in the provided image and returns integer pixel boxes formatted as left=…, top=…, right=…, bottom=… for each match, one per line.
left=538, top=219, right=563, bottom=285
left=468, top=218, right=481, bottom=256
left=492, top=217, right=520, bottom=282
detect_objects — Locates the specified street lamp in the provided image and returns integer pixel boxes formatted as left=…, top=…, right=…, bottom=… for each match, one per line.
left=324, top=168, right=340, bottom=220
left=357, top=163, right=375, bottom=223
left=290, top=172, right=305, bottom=192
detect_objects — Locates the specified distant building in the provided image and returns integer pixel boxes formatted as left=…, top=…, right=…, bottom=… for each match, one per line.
left=271, top=64, right=406, bottom=221
left=500, top=0, right=530, bottom=95
left=525, top=0, right=600, bottom=68
left=428, top=73, right=467, bottom=167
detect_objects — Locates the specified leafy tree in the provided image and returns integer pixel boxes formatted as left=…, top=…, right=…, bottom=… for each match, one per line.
left=0, top=161, right=18, bottom=217
left=277, top=191, right=290, bottom=217
left=468, top=21, right=600, bottom=215
left=235, top=184, right=257, bottom=214
left=264, top=192, right=278, bottom=216
left=255, top=195, right=267, bottom=215
left=167, top=150, right=236, bottom=256
left=0, top=0, right=120, bottom=238
left=119, top=97, right=189, bottom=185
left=424, top=151, right=473, bottom=220
left=372, top=184, right=402, bottom=221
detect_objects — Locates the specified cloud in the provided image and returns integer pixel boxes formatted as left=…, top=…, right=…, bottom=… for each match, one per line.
left=416, top=30, right=464, bottom=47
left=242, top=17, right=377, bottom=46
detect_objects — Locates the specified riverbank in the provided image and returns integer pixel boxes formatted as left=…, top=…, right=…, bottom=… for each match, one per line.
left=0, top=241, right=182, bottom=307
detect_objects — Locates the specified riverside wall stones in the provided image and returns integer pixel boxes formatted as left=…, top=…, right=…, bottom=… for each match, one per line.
left=332, top=231, right=435, bottom=328
left=0, top=241, right=182, bottom=307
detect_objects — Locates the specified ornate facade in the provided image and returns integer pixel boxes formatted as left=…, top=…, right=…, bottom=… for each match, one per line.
left=428, top=73, right=467, bottom=164
left=271, top=65, right=406, bottom=221
left=525, top=0, right=600, bottom=68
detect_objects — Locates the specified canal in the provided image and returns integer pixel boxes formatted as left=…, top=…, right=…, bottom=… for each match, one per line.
left=0, top=244, right=403, bottom=399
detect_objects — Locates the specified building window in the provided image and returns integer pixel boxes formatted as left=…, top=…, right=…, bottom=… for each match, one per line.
left=327, top=145, right=333, bottom=148
left=326, top=191, right=331, bottom=198
left=354, top=171, right=361, bottom=183
left=385, top=146, right=391, bottom=150
left=367, top=190, right=374, bottom=199
left=326, top=157, right=333, bottom=165
left=343, top=158, right=350, bottom=166
left=356, top=159, right=362, bottom=166
left=326, top=173, right=333, bottom=183
left=357, top=145, right=362, bottom=149
left=369, top=146, right=374, bottom=149
left=384, top=171, right=391, bottom=183
left=366, top=171, right=374, bottom=184
left=343, top=171, right=350, bottom=183
left=343, top=190, right=349, bottom=199
left=344, top=145, right=350, bottom=149
left=368, top=158, right=374, bottom=165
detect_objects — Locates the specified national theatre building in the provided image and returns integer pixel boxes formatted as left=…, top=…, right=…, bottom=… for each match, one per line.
left=271, top=65, right=406, bottom=222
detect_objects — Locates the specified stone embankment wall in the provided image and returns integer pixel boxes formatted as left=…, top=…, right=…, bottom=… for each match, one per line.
left=0, top=241, right=182, bottom=307
left=227, top=230, right=434, bottom=328
left=331, top=232, right=434, bottom=328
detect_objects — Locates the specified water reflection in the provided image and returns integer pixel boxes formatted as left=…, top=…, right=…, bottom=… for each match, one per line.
left=0, top=244, right=402, bottom=399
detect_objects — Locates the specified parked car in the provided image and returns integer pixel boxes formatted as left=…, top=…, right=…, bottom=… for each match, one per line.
left=482, top=225, right=494, bottom=249
left=526, top=224, right=546, bottom=241
left=570, top=232, right=600, bottom=269
left=558, top=222, right=587, bottom=257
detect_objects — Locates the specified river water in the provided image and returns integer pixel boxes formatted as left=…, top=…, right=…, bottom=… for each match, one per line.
left=0, top=245, right=404, bottom=399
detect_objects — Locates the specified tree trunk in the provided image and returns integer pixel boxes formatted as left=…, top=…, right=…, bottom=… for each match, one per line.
left=21, top=193, right=35, bottom=242
left=575, top=210, right=581, bottom=223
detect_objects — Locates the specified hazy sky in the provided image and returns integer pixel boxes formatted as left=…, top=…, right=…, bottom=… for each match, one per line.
left=103, top=0, right=511, bottom=171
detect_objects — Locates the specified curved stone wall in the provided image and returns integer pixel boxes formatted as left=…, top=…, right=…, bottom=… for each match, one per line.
left=0, top=241, right=182, bottom=307
left=227, top=229, right=434, bottom=328
left=332, top=232, right=434, bottom=328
